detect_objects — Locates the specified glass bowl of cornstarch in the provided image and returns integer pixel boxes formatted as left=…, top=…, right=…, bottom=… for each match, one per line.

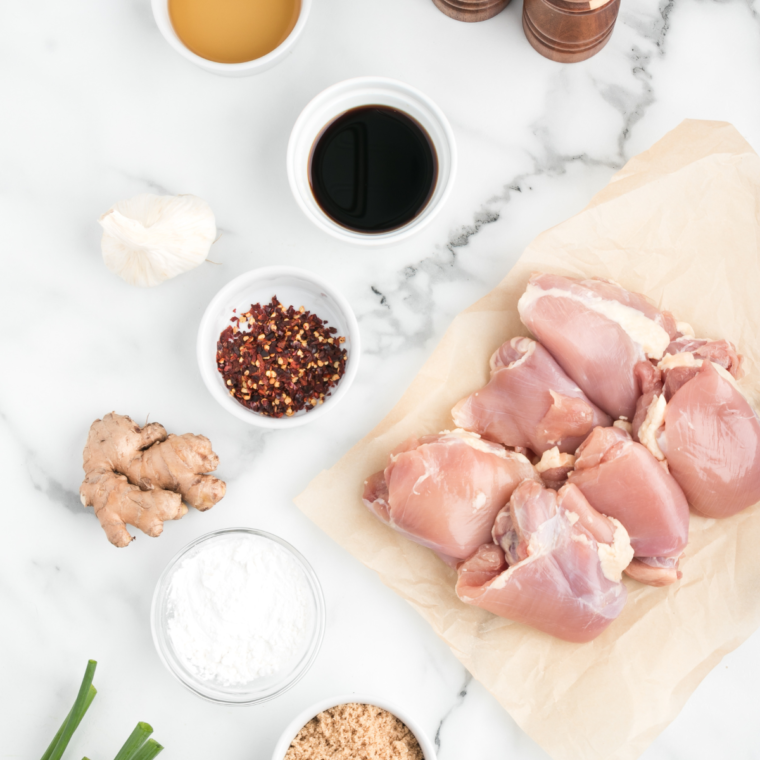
left=151, top=528, right=325, bottom=704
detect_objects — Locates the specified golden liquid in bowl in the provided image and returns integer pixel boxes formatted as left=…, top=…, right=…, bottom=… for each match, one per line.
left=169, top=0, right=301, bottom=64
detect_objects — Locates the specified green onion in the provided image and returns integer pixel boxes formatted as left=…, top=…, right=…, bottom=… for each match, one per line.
left=113, top=722, right=153, bottom=760
left=40, top=663, right=165, bottom=760
left=42, top=660, right=98, bottom=760
left=131, top=739, right=164, bottom=760
left=40, top=684, right=97, bottom=760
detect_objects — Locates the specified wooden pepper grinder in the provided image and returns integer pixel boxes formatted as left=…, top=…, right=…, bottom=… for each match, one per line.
left=522, top=0, right=620, bottom=62
left=432, top=0, right=511, bottom=23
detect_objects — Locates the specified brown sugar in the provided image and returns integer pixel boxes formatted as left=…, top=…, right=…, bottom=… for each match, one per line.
left=284, top=702, right=425, bottom=760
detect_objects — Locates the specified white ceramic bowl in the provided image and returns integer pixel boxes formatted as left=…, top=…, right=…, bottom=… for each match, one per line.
left=197, top=266, right=360, bottom=428
left=287, top=77, right=457, bottom=245
left=151, top=0, right=311, bottom=77
left=151, top=528, right=325, bottom=705
left=271, top=694, right=438, bottom=759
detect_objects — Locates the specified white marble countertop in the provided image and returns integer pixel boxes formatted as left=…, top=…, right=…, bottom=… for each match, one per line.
left=2, top=0, right=759, bottom=758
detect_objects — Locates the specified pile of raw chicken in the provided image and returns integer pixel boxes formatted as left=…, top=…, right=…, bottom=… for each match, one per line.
left=363, top=274, right=760, bottom=643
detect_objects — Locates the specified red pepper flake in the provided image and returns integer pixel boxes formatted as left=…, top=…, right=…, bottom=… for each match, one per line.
left=216, top=296, right=348, bottom=418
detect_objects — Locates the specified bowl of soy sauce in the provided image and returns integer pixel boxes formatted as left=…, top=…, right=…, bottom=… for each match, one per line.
left=287, top=78, right=457, bottom=245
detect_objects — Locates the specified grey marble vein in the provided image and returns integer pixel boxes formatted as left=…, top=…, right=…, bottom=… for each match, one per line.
left=447, top=208, right=502, bottom=250
left=362, top=242, right=473, bottom=356
left=0, top=411, right=88, bottom=517
left=359, top=0, right=687, bottom=363
left=119, top=173, right=176, bottom=197
left=28, top=456, right=84, bottom=515
left=434, top=670, right=474, bottom=753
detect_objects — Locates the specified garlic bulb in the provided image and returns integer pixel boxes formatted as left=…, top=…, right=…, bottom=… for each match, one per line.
left=99, top=193, right=216, bottom=287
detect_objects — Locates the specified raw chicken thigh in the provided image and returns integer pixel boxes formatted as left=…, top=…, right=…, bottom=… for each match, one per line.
left=456, top=480, right=632, bottom=643
left=362, top=268, right=758, bottom=640
left=664, top=336, right=743, bottom=378
left=452, top=337, right=611, bottom=455
left=517, top=273, right=679, bottom=421
left=632, top=338, right=743, bottom=441
left=362, top=429, right=539, bottom=562
left=567, top=426, right=690, bottom=586
left=637, top=356, right=760, bottom=519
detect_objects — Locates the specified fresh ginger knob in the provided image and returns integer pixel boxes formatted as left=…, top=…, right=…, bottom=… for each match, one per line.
left=79, top=412, right=226, bottom=547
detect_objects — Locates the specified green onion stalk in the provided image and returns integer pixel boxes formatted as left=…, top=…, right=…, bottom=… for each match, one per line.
left=113, top=722, right=155, bottom=760
left=131, top=739, right=164, bottom=760
left=40, top=660, right=98, bottom=760
left=40, top=661, right=164, bottom=760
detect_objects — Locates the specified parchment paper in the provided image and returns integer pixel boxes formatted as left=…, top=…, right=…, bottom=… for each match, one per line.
left=294, top=120, right=760, bottom=760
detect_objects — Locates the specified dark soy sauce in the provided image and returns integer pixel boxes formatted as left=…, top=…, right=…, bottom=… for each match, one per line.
left=309, top=105, right=438, bottom=234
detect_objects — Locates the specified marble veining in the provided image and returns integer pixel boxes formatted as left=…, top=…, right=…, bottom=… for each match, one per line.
left=435, top=672, right=473, bottom=753
left=1, top=0, right=759, bottom=758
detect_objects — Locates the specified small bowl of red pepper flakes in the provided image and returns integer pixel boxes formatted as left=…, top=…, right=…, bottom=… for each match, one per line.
left=197, top=267, right=360, bottom=427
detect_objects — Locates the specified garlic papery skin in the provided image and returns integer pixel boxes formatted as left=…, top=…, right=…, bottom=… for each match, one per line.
left=99, top=193, right=216, bottom=287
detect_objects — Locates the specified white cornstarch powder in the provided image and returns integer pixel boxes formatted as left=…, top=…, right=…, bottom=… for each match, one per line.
left=166, top=534, right=312, bottom=685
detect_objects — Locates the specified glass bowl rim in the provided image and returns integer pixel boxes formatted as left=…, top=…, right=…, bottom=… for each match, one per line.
left=150, top=526, right=326, bottom=705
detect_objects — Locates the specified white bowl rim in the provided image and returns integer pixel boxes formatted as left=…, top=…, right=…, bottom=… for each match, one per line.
left=270, top=693, right=438, bottom=760
left=286, top=76, right=458, bottom=246
left=150, top=0, right=312, bottom=74
left=196, top=265, right=361, bottom=428
left=151, top=527, right=326, bottom=706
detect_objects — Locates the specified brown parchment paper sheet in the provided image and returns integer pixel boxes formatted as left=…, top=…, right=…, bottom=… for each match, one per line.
left=294, top=120, right=760, bottom=760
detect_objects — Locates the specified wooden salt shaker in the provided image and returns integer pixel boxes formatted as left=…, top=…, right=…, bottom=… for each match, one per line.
left=522, top=0, right=620, bottom=62
left=432, top=0, right=511, bottom=23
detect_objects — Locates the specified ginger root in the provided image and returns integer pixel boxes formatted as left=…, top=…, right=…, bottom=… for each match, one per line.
left=80, top=412, right=226, bottom=547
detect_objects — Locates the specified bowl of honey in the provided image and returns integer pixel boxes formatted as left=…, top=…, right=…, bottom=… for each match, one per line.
left=151, top=0, right=311, bottom=76
left=287, top=78, right=458, bottom=245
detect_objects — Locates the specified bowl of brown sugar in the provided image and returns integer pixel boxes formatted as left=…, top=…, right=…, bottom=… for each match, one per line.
left=272, top=696, right=436, bottom=760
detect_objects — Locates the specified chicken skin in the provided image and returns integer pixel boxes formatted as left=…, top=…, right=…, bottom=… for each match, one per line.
left=362, top=429, right=539, bottom=562
left=637, top=357, right=760, bottom=519
left=518, top=273, right=679, bottom=421
left=456, top=481, right=632, bottom=643
left=567, top=426, right=690, bottom=585
left=452, top=337, right=611, bottom=455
